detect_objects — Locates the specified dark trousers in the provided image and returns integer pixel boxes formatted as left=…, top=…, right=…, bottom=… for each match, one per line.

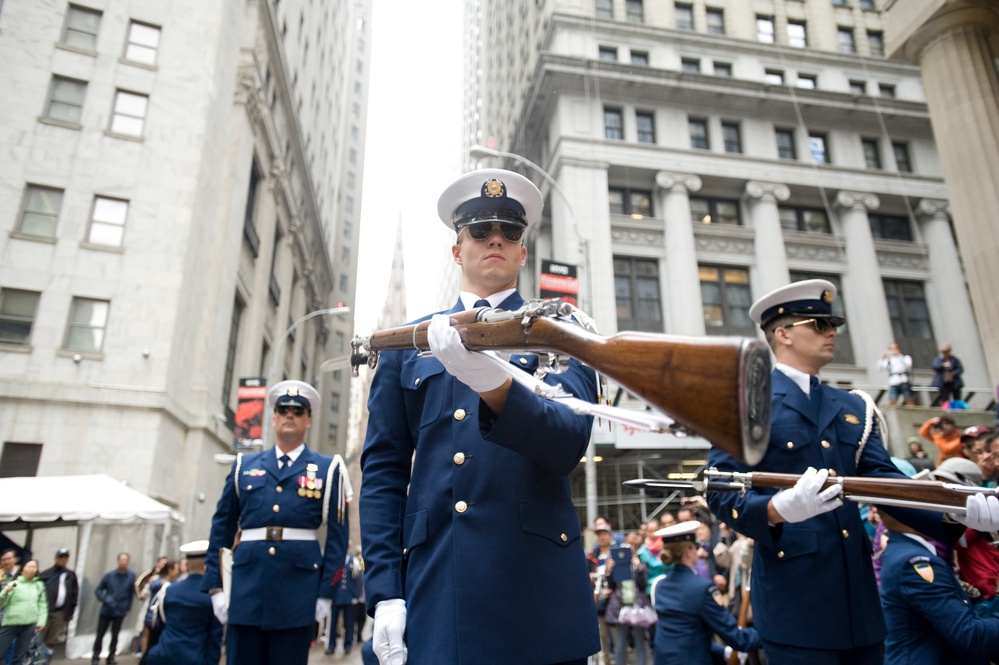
left=352, top=602, right=366, bottom=644
left=330, top=604, right=354, bottom=651
left=0, top=624, right=33, bottom=665
left=761, top=640, right=884, bottom=665
left=226, top=624, right=312, bottom=665
left=92, top=615, right=124, bottom=661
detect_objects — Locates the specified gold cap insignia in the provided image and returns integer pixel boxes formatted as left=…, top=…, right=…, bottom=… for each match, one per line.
left=483, top=179, right=505, bottom=197
left=288, top=387, right=299, bottom=396
left=822, top=290, right=833, bottom=304
left=844, top=414, right=860, bottom=425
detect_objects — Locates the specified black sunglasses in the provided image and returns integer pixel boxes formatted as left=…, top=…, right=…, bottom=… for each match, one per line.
left=275, top=404, right=308, bottom=416
left=460, top=222, right=524, bottom=243
left=787, top=318, right=840, bottom=334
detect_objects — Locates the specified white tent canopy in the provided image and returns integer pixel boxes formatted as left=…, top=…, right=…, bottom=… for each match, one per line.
left=0, top=474, right=182, bottom=524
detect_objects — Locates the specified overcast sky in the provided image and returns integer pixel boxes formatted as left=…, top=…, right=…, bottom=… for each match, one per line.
left=353, top=3, right=465, bottom=333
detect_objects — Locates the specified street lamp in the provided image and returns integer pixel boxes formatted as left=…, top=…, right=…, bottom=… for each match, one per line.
left=259, top=306, right=351, bottom=448
left=468, top=144, right=599, bottom=527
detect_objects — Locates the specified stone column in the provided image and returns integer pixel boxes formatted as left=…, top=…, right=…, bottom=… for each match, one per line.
left=836, top=190, right=893, bottom=378
left=743, top=181, right=790, bottom=297
left=916, top=198, right=990, bottom=393
left=655, top=171, right=703, bottom=336
left=887, top=1, right=999, bottom=385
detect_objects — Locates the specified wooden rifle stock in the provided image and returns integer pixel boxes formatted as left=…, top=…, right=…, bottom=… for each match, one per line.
left=354, top=307, right=772, bottom=464
left=704, top=469, right=988, bottom=514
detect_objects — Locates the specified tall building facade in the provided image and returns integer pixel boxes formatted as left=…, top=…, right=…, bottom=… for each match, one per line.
left=0, top=0, right=371, bottom=542
left=465, top=0, right=992, bottom=529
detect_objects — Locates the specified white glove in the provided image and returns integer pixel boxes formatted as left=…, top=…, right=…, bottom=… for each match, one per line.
left=723, top=646, right=749, bottom=664
left=315, top=597, right=332, bottom=623
left=771, top=467, right=842, bottom=523
left=373, top=598, right=407, bottom=665
left=427, top=314, right=507, bottom=393
left=210, top=592, right=228, bottom=625
left=957, top=493, right=999, bottom=531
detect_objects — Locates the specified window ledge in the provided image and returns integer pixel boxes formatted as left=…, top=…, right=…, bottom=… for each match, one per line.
left=56, top=43, right=97, bottom=57
left=0, top=343, right=32, bottom=354
left=9, top=231, right=56, bottom=244
left=37, top=116, right=82, bottom=131
left=118, top=57, right=158, bottom=71
left=57, top=349, right=104, bottom=361
left=80, top=242, right=124, bottom=254
left=103, top=130, right=145, bottom=143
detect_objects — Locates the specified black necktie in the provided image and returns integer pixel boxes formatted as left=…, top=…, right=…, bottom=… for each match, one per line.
left=278, top=454, right=290, bottom=470
left=809, top=376, right=822, bottom=422
left=473, top=299, right=490, bottom=309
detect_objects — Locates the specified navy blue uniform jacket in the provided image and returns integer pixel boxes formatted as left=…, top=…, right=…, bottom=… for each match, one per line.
left=202, top=445, right=349, bottom=630
left=145, top=572, right=222, bottom=665
left=881, top=531, right=999, bottom=665
left=360, top=292, right=600, bottom=664
left=651, top=565, right=760, bottom=665
left=707, top=369, right=954, bottom=650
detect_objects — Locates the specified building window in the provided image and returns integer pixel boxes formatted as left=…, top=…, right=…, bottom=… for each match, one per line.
left=764, top=69, right=784, bottom=85
left=61, top=4, right=102, bottom=51
left=869, top=214, right=913, bottom=241
left=893, top=142, right=912, bottom=173
left=626, top=0, right=643, bottom=22
left=631, top=50, right=649, bottom=66
left=831, top=0, right=847, bottom=5
left=675, top=3, right=694, bottom=30
left=689, top=117, right=709, bottom=149
left=17, top=185, right=63, bottom=238
left=808, top=132, right=830, bottom=164
left=45, top=76, right=87, bottom=125
left=790, top=272, right=854, bottom=364
left=756, top=15, right=775, bottom=44
left=330, top=392, right=341, bottom=412
left=0, top=289, right=41, bottom=345
left=124, top=21, right=161, bottom=65
left=604, top=107, right=623, bottom=140
left=797, top=73, right=817, bottom=89
left=690, top=197, right=741, bottom=226
left=608, top=187, right=653, bottom=218
left=713, top=61, right=732, bottom=77
left=243, top=161, right=262, bottom=257
left=838, top=27, right=856, bottom=53
left=861, top=138, right=882, bottom=169
left=334, top=331, right=345, bottom=354
left=681, top=57, right=700, bottom=73
left=339, top=274, right=349, bottom=292
left=787, top=20, right=807, bottom=48
left=699, top=265, right=754, bottom=336
left=614, top=257, right=662, bottom=333
left=868, top=30, right=885, bottom=57
left=598, top=46, right=617, bottom=62
left=0, top=443, right=42, bottom=478
left=779, top=207, right=830, bottom=234
left=64, top=297, right=110, bottom=352
left=706, top=8, right=725, bottom=35
left=109, top=90, right=148, bottom=136
left=884, top=280, right=936, bottom=367
left=879, top=83, right=896, bottom=98
left=87, top=196, right=129, bottom=247
left=849, top=79, right=867, bottom=95
left=776, top=128, right=797, bottom=160
left=222, top=297, right=244, bottom=409
left=860, top=0, right=875, bottom=9
left=636, top=111, right=655, bottom=144
left=596, top=0, right=613, bottom=19
left=721, top=122, right=742, bottom=153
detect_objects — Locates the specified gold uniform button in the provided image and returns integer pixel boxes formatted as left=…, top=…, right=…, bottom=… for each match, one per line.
left=414, top=377, right=421, bottom=386
left=842, top=530, right=850, bottom=539
left=786, top=441, right=794, bottom=449
left=561, top=533, right=568, bottom=542
left=272, top=504, right=280, bottom=513
left=246, top=485, right=252, bottom=491
left=454, top=409, right=466, bottom=421
left=828, top=469, right=837, bottom=477
left=314, top=563, right=319, bottom=569
left=777, top=551, right=785, bottom=559
left=731, top=509, right=739, bottom=520
left=268, top=547, right=276, bottom=555
left=821, top=440, right=831, bottom=449
left=453, top=452, right=466, bottom=465
left=519, top=357, right=528, bottom=365
left=276, top=486, right=283, bottom=493
left=455, top=501, right=468, bottom=513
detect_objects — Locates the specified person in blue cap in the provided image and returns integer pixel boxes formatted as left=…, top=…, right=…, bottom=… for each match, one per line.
left=360, top=169, right=600, bottom=665
left=706, top=279, right=999, bottom=665
left=144, top=541, right=222, bottom=665
left=202, top=379, right=350, bottom=665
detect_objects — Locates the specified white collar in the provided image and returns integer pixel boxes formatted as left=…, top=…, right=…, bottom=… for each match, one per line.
left=776, top=363, right=819, bottom=397
left=459, top=289, right=516, bottom=311
left=275, top=443, right=305, bottom=464
left=901, top=532, right=937, bottom=554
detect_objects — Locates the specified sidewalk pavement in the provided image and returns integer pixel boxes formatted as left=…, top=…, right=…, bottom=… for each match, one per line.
left=47, top=639, right=365, bottom=664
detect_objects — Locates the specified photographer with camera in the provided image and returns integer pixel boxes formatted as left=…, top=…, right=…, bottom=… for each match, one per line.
left=919, top=415, right=963, bottom=467
left=879, top=342, right=915, bottom=406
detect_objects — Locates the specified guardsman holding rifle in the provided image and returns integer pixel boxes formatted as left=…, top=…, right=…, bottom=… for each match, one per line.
left=707, top=279, right=999, bottom=665
left=360, top=169, right=599, bottom=665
